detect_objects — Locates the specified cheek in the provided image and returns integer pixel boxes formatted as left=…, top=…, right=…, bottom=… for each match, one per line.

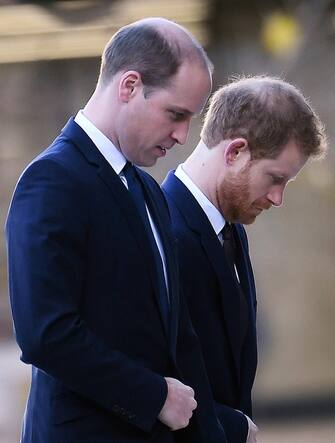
left=146, top=112, right=170, bottom=134
left=250, top=179, right=271, bottom=202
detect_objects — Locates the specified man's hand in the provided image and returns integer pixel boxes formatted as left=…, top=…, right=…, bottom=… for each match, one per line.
left=158, top=377, right=197, bottom=430
left=245, top=415, right=258, bottom=443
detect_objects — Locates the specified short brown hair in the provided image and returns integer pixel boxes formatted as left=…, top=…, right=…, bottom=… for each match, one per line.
left=201, top=75, right=327, bottom=160
left=99, top=20, right=212, bottom=96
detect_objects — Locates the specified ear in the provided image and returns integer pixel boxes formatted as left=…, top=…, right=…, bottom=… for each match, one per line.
left=118, top=71, right=142, bottom=103
left=224, top=138, right=250, bottom=166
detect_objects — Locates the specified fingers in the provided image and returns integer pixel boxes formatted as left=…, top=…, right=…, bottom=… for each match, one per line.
left=247, top=418, right=258, bottom=442
left=158, top=377, right=197, bottom=431
left=186, top=385, right=194, bottom=396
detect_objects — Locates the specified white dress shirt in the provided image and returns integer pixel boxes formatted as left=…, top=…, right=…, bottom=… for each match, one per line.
left=74, top=110, right=169, bottom=293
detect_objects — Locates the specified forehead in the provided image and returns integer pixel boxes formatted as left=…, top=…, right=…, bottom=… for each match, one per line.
left=254, top=140, right=307, bottom=179
left=154, top=61, right=212, bottom=114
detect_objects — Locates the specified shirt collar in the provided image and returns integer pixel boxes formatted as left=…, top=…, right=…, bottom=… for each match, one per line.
left=175, top=164, right=226, bottom=236
left=74, top=110, right=126, bottom=175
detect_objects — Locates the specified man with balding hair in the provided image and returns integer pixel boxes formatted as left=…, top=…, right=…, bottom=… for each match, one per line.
left=163, top=76, right=327, bottom=442
left=6, top=18, right=228, bottom=443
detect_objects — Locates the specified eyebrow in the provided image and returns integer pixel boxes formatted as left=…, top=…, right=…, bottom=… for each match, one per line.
left=273, top=173, right=287, bottom=179
left=170, top=106, right=193, bottom=116
left=271, top=172, right=296, bottom=182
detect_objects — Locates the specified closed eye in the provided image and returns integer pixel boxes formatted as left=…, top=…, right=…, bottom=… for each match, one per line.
left=169, top=110, right=186, bottom=121
left=270, top=174, right=286, bottom=185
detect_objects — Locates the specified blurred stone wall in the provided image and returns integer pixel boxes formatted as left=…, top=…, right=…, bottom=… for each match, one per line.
left=0, top=58, right=100, bottom=336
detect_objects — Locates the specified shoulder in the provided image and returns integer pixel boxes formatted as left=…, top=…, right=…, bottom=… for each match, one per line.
left=19, top=127, right=97, bottom=193
left=164, top=197, right=200, bottom=256
left=11, top=136, right=90, bottom=219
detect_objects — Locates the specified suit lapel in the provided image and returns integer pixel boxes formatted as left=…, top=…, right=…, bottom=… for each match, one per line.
left=234, top=227, right=253, bottom=308
left=199, top=233, right=242, bottom=379
left=234, top=225, right=257, bottom=343
left=163, top=172, right=244, bottom=376
left=137, top=170, right=179, bottom=355
left=61, top=118, right=171, bottom=341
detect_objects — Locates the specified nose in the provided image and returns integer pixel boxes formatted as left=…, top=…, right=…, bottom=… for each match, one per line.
left=171, top=120, right=190, bottom=146
left=267, top=186, right=284, bottom=207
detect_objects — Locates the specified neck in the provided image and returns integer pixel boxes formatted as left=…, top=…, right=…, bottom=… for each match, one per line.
left=83, top=84, right=120, bottom=148
left=183, top=140, right=219, bottom=205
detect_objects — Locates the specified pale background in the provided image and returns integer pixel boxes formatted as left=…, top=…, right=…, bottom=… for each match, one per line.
left=0, top=1, right=334, bottom=442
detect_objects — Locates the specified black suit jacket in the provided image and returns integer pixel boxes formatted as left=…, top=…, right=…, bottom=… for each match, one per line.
left=162, top=171, right=258, bottom=443
left=5, top=119, right=227, bottom=443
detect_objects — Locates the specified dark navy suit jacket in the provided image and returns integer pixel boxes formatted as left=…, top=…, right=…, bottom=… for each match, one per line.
left=5, top=119, right=227, bottom=443
left=162, top=171, right=258, bottom=443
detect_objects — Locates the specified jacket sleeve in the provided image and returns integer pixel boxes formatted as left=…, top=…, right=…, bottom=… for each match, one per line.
left=5, top=158, right=167, bottom=433
left=214, top=402, right=248, bottom=443
left=175, top=292, right=228, bottom=443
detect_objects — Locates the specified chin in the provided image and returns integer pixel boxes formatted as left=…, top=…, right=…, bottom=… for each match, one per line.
left=145, top=160, right=158, bottom=168
left=135, top=158, right=157, bottom=167
left=239, top=213, right=257, bottom=225
left=226, top=211, right=255, bottom=225
left=243, top=218, right=257, bottom=225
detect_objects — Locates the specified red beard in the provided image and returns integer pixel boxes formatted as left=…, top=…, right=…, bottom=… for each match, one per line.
left=216, top=163, right=269, bottom=225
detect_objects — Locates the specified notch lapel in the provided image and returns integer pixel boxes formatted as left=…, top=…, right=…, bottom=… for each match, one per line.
left=137, top=169, right=179, bottom=355
left=234, top=225, right=257, bottom=340
left=162, top=172, right=243, bottom=377
left=61, top=118, right=170, bottom=341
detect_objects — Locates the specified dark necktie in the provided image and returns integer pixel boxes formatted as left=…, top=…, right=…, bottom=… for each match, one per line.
left=122, top=162, right=170, bottom=330
left=222, top=222, right=249, bottom=348
left=222, top=222, right=238, bottom=277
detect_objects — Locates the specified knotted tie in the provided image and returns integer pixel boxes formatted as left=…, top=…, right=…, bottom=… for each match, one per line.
left=122, top=162, right=170, bottom=330
left=222, top=222, right=249, bottom=347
